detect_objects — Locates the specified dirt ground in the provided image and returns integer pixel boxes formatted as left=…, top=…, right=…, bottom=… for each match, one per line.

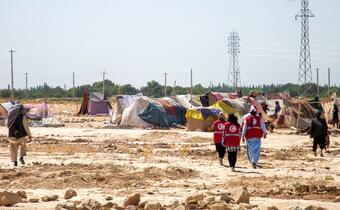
left=0, top=106, right=340, bottom=209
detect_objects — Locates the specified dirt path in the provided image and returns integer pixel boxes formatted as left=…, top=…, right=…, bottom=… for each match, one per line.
left=1, top=126, right=340, bottom=209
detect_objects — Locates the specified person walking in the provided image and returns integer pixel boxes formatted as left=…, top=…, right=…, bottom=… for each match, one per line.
left=213, top=112, right=226, bottom=165
left=310, top=111, right=328, bottom=157
left=6, top=103, right=31, bottom=167
left=222, top=113, right=241, bottom=172
left=241, top=106, right=267, bottom=169
left=332, top=104, right=339, bottom=128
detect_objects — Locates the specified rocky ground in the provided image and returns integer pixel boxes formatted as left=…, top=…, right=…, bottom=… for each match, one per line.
left=0, top=113, right=340, bottom=210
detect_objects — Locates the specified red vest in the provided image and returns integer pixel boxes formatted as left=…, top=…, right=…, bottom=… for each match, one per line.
left=223, top=122, right=240, bottom=147
left=245, top=115, right=264, bottom=139
left=213, top=119, right=225, bottom=143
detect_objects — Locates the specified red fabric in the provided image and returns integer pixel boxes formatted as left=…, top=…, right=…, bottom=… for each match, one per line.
left=245, top=115, right=264, bottom=139
left=223, top=122, right=240, bottom=147
left=213, top=119, right=225, bottom=143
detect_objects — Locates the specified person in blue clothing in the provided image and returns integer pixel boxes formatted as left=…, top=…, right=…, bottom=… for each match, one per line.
left=241, top=105, right=267, bottom=169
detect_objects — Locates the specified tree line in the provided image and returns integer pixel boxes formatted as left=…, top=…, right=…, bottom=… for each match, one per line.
left=0, top=80, right=339, bottom=99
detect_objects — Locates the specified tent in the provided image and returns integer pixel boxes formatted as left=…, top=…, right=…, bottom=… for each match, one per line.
left=120, top=96, right=154, bottom=128
left=171, top=94, right=200, bottom=109
left=117, top=96, right=187, bottom=128
left=138, top=103, right=179, bottom=127
left=186, top=100, right=238, bottom=131
left=78, top=92, right=111, bottom=115
left=200, top=92, right=240, bottom=107
left=24, top=102, right=49, bottom=120
left=111, top=94, right=143, bottom=124
left=0, top=102, right=13, bottom=125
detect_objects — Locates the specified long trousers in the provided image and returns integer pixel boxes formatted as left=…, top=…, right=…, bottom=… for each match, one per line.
left=227, top=151, right=237, bottom=168
left=215, top=143, right=226, bottom=159
left=9, top=138, right=27, bottom=162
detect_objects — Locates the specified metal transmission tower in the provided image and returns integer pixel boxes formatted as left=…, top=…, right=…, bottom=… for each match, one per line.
left=228, top=30, right=241, bottom=90
left=295, top=0, right=314, bottom=86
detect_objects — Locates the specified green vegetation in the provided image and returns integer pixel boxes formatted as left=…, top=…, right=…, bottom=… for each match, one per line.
left=1, top=80, right=339, bottom=99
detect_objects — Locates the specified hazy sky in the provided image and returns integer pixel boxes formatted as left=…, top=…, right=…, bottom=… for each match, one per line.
left=0, top=0, right=339, bottom=89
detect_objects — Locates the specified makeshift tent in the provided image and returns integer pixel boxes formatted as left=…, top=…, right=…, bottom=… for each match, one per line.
left=24, top=102, right=49, bottom=120
left=78, top=92, right=111, bottom=115
left=171, top=94, right=200, bottom=109
left=200, top=92, right=240, bottom=107
left=222, top=98, right=250, bottom=115
left=117, top=96, right=187, bottom=128
left=120, top=96, right=154, bottom=128
left=186, top=100, right=237, bottom=131
left=287, top=99, right=317, bottom=131
left=0, top=102, right=13, bottom=124
left=139, top=103, right=179, bottom=127
left=111, top=94, right=143, bottom=124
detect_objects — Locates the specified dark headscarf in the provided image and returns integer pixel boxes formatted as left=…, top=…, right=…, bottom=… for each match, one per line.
left=7, top=103, right=26, bottom=128
left=228, top=113, right=239, bottom=126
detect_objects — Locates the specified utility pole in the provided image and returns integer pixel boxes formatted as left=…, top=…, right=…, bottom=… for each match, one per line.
left=228, top=30, right=241, bottom=91
left=173, top=80, right=176, bottom=96
left=101, top=71, right=106, bottom=95
left=296, top=0, right=314, bottom=92
left=316, top=68, right=319, bottom=96
left=72, top=72, right=75, bottom=99
left=164, top=73, right=168, bottom=97
left=209, top=81, right=212, bottom=92
left=328, top=67, right=331, bottom=97
left=190, top=69, right=193, bottom=100
left=9, top=50, right=15, bottom=100
left=25, top=73, right=28, bottom=98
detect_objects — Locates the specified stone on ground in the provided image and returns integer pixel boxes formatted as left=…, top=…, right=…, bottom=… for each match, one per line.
left=144, top=201, right=162, bottom=210
left=231, top=187, right=250, bottom=204
left=29, top=198, right=40, bottom=203
left=64, top=189, right=77, bottom=200
left=123, top=193, right=140, bottom=207
left=210, top=203, right=232, bottom=210
left=16, top=190, right=27, bottom=199
left=0, top=191, right=23, bottom=206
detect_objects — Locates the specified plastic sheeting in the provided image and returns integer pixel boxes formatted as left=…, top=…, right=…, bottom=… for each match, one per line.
left=139, top=103, right=179, bottom=127
left=112, top=94, right=143, bottom=124
left=24, top=103, right=49, bottom=120
left=120, top=97, right=154, bottom=128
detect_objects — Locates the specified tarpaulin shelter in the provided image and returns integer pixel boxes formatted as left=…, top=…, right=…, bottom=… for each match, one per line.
left=186, top=100, right=238, bottom=131
left=200, top=92, right=240, bottom=107
left=171, top=94, right=200, bottom=109
left=120, top=96, right=154, bottom=128
left=111, top=94, right=143, bottom=124
left=139, top=103, right=179, bottom=127
left=287, top=99, right=317, bottom=130
left=0, top=102, right=13, bottom=124
left=117, top=96, right=187, bottom=128
left=24, top=102, right=49, bottom=120
left=78, top=92, right=111, bottom=115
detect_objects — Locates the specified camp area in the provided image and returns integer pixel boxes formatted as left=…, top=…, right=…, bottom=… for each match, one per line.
left=0, top=90, right=340, bottom=210
left=1, top=1, right=340, bottom=209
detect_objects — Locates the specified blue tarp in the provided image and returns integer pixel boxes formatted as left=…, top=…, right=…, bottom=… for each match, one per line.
left=139, top=103, right=179, bottom=127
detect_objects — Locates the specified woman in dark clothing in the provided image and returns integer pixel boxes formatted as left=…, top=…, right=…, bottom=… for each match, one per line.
left=222, top=113, right=241, bottom=172
left=333, top=104, right=339, bottom=128
left=310, top=111, right=328, bottom=157
left=213, top=113, right=226, bottom=165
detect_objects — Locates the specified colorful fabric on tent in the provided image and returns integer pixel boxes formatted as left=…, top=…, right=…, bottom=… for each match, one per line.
left=211, top=100, right=237, bottom=115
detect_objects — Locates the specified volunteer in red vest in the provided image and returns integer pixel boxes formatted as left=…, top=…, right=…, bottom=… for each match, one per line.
left=241, top=105, right=267, bottom=169
left=213, top=112, right=226, bottom=165
left=222, top=113, right=241, bottom=172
